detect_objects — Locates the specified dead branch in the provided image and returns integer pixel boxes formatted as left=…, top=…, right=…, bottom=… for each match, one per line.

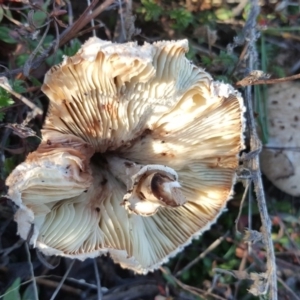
left=242, top=0, right=278, bottom=298
left=236, top=72, right=300, bottom=87
left=0, top=0, right=115, bottom=78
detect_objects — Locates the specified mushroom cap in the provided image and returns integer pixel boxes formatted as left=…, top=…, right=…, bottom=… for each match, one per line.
left=260, top=82, right=300, bottom=196
left=6, top=38, right=245, bottom=273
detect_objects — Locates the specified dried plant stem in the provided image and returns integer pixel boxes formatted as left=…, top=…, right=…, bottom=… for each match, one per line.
left=236, top=72, right=300, bottom=87
left=93, top=259, right=102, bottom=300
left=160, top=267, right=227, bottom=300
left=0, top=78, right=43, bottom=117
left=49, top=260, right=75, bottom=300
left=0, top=0, right=115, bottom=78
left=175, top=231, right=230, bottom=278
left=25, top=243, right=39, bottom=300
left=243, top=1, right=277, bottom=298
left=87, top=0, right=96, bottom=36
left=277, top=277, right=300, bottom=300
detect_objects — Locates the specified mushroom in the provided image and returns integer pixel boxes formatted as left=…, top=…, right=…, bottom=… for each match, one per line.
left=6, top=38, right=245, bottom=273
left=260, top=81, right=300, bottom=196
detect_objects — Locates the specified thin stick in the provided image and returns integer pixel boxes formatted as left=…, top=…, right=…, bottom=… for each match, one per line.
left=0, top=0, right=115, bottom=78
left=49, top=260, right=75, bottom=300
left=93, top=259, right=102, bottom=300
left=87, top=0, right=96, bottom=36
left=235, top=180, right=250, bottom=234
left=242, top=1, right=278, bottom=298
left=277, top=277, right=300, bottom=300
left=25, top=243, right=39, bottom=300
left=248, top=182, right=252, bottom=254
left=236, top=72, right=300, bottom=87
left=175, top=231, right=230, bottom=278
left=161, top=267, right=227, bottom=300
left=0, top=77, right=43, bottom=116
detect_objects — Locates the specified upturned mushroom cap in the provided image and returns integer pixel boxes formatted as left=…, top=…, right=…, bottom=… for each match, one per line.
left=6, top=38, right=245, bottom=273
left=260, top=82, right=300, bottom=196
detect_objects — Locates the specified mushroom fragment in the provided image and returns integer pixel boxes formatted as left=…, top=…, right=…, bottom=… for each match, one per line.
left=260, top=82, right=300, bottom=196
left=6, top=38, right=245, bottom=274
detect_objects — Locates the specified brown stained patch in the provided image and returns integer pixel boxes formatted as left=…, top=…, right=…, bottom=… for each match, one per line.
left=90, top=118, right=102, bottom=137
left=101, top=178, right=108, bottom=185
left=139, top=192, right=146, bottom=199
left=124, top=161, right=134, bottom=168
left=295, top=116, right=299, bottom=122
left=161, top=152, right=175, bottom=158
left=101, top=103, right=118, bottom=120
left=151, top=173, right=177, bottom=206
left=140, top=128, right=152, bottom=140
left=89, top=175, right=111, bottom=211
left=214, top=157, right=221, bottom=167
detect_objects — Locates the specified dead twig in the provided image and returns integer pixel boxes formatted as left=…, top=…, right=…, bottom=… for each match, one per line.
left=175, top=231, right=230, bottom=278
left=160, top=267, right=227, bottom=300
left=277, top=277, right=300, bottom=300
left=25, top=242, right=39, bottom=300
left=35, top=278, right=82, bottom=296
left=49, top=260, right=75, bottom=300
left=0, top=77, right=43, bottom=117
left=241, top=1, right=278, bottom=298
left=236, top=72, right=300, bottom=87
left=94, top=259, right=102, bottom=300
left=0, top=0, right=115, bottom=78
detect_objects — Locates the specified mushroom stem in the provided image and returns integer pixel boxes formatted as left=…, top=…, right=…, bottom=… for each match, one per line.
left=106, top=156, right=186, bottom=215
left=106, top=156, right=143, bottom=189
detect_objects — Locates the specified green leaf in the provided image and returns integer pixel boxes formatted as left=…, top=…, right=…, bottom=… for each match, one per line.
left=15, top=54, right=30, bottom=68
left=0, top=88, right=14, bottom=107
left=3, top=157, right=16, bottom=177
left=22, top=283, right=38, bottom=300
left=32, top=11, right=47, bottom=27
left=29, top=77, right=42, bottom=87
left=201, top=55, right=213, bottom=67
left=12, top=80, right=26, bottom=94
left=0, top=6, right=4, bottom=23
left=3, top=278, right=21, bottom=300
left=170, top=8, right=193, bottom=30
left=46, top=49, right=64, bottom=66
left=0, top=26, right=17, bottom=44
left=63, top=39, right=82, bottom=57
left=0, top=87, right=14, bottom=122
left=215, top=8, right=234, bottom=21
left=161, top=267, right=177, bottom=287
left=137, top=0, right=163, bottom=21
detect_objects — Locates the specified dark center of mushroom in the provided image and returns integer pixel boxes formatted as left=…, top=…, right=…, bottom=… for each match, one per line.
left=89, top=150, right=186, bottom=216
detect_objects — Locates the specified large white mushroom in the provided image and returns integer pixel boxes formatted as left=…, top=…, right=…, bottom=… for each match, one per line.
left=6, top=38, right=245, bottom=274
